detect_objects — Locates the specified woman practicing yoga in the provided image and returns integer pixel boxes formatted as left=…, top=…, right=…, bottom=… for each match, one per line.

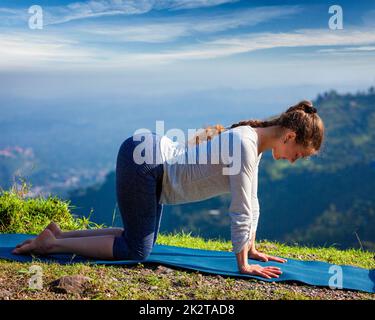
left=13, top=100, right=324, bottom=279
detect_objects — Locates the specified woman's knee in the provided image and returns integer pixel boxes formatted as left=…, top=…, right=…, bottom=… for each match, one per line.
left=112, top=235, right=130, bottom=260
left=129, top=245, right=153, bottom=261
left=112, top=235, right=153, bottom=261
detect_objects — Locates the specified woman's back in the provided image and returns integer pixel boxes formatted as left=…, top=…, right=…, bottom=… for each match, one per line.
left=158, top=125, right=262, bottom=205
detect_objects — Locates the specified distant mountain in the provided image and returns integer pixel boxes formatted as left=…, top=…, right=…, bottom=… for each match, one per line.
left=67, top=87, right=375, bottom=251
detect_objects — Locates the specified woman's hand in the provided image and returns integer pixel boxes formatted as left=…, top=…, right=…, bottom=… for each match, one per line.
left=239, top=263, right=282, bottom=279
left=248, top=248, right=287, bottom=263
left=235, top=240, right=284, bottom=279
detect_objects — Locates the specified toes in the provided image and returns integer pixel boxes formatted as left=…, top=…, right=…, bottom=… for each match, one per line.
left=12, top=247, right=20, bottom=254
left=47, top=221, right=62, bottom=237
left=16, top=239, right=33, bottom=248
left=48, top=221, right=57, bottom=229
left=13, top=242, right=33, bottom=255
left=13, top=245, right=25, bottom=254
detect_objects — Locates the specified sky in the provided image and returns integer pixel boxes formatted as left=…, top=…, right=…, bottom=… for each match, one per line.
left=0, top=0, right=375, bottom=111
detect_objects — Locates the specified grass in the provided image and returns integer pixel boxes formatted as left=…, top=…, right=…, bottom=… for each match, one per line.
left=156, top=231, right=375, bottom=270
left=0, top=179, right=103, bottom=234
left=0, top=181, right=374, bottom=300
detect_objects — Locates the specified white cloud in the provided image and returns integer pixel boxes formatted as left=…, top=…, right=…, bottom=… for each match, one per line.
left=0, top=33, right=94, bottom=67
left=79, top=6, right=301, bottom=43
left=0, top=7, right=28, bottom=26
left=1, top=27, right=375, bottom=70
left=317, top=46, right=375, bottom=53
left=0, top=0, right=239, bottom=26
left=154, top=0, right=239, bottom=11
left=0, top=8, right=20, bottom=14
left=84, top=23, right=190, bottom=43
left=121, top=28, right=375, bottom=63
left=44, top=0, right=155, bottom=25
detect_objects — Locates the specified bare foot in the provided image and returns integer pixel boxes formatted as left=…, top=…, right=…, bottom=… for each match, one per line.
left=46, top=221, right=63, bottom=238
left=12, top=229, right=56, bottom=255
left=14, top=222, right=62, bottom=249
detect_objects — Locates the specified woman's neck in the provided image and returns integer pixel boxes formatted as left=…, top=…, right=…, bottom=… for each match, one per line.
left=254, top=126, right=280, bottom=155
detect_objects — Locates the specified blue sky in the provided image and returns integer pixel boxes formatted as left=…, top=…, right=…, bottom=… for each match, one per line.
left=0, top=0, right=375, bottom=104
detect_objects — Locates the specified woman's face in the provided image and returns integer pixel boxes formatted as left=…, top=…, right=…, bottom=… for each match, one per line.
left=272, top=130, right=316, bottom=164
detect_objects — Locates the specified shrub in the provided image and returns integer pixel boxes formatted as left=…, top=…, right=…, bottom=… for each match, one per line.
left=0, top=179, right=101, bottom=234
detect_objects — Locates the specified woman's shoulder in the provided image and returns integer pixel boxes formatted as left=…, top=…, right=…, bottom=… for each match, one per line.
left=222, top=125, right=258, bottom=148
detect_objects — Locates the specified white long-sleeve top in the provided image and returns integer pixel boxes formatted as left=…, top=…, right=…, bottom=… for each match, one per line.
left=133, top=125, right=262, bottom=254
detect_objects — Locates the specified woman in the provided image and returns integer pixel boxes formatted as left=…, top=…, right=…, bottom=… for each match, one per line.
left=13, top=100, right=324, bottom=279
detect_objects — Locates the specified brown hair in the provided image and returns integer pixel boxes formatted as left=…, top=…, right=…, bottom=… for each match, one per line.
left=187, top=100, right=324, bottom=152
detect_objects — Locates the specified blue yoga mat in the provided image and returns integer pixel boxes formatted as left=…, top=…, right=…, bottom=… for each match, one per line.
left=0, top=234, right=374, bottom=293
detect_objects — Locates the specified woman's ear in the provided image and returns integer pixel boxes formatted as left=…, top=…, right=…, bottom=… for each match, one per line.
left=285, top=131, right=296, bottom=143
left=283, top=133, right=291, bottom=144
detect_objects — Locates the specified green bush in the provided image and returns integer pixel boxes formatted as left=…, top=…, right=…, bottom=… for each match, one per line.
left=0, top=179, right=102, bottom=234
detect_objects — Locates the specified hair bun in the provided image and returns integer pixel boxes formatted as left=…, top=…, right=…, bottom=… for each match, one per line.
left=304, top=105, right=317, bottom=114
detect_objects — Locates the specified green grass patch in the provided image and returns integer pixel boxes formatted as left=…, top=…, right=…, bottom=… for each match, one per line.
left=0, top=180, right=103, bottom=234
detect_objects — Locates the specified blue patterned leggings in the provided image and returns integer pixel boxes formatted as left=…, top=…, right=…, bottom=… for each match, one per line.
left=113, top=133, right=164, bottom=260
